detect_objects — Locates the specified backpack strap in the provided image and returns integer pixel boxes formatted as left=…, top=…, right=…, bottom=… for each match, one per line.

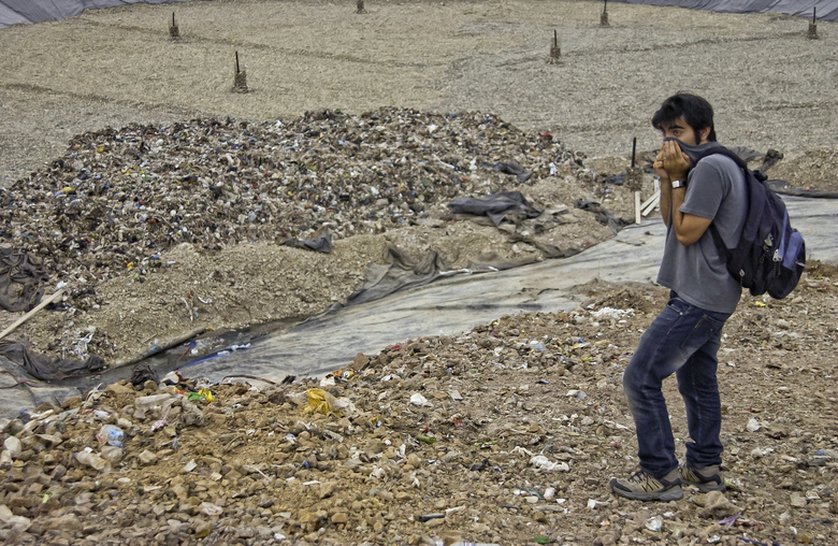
left=672, top=142, right=748, bottom=272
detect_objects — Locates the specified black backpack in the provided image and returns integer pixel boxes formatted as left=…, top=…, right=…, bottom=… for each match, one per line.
left=688, top=145, right=806, bottom=299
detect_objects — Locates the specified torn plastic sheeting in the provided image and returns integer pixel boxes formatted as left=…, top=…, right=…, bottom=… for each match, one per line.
left=345, top=246, right=450, bottom=306
left=0, top=1, right=191, bottom=29
left=612, top=1, right=838, bottom=22
left=0, top=339, right=106, bottom=381
left=766, top=181, right=838, bottom=199
left=480, top=161, right=533, bottom=183
left=343, top=244, right=544, bottom=308
left=0, top=356, right=82, bottom=417
left=574, top=199, right=632, bottom=232
left=0, top=247, right=47, bottom=312
left=178, top=343, right=253, bottom=369
left=447, top=190, right=542, bottom=226
left=282, top=234, right=332, bottom=254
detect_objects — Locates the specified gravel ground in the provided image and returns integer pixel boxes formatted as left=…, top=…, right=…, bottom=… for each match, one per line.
left=1, top=267, right=837, bottom=545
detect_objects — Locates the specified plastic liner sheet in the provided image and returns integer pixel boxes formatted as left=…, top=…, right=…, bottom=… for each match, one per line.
left=0, top=356, right=82, bottom=418
left=2, top=196, right=834, bottom=418
left=3, top=0, right=836, bottom=28
left=0, top=0, right=189, bottom=28
left=0, top=340, right=106, bottom=381
left=0, top=248, right=46, bottom=312
left=142, top=195, right=838, bottom=388
left=612, top=1, right=838, bottom=21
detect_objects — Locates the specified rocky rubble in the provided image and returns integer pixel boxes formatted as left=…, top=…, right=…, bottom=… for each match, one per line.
left=0, top=108, right=585, bottom=310
left=1, top=266, right=836, bottom=545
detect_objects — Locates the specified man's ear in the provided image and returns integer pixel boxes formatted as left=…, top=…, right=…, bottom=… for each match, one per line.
left=699, top=126, right=712, bottom=144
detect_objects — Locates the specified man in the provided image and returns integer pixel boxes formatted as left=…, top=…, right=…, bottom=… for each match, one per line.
left=610, top=93, right=748, bottom=501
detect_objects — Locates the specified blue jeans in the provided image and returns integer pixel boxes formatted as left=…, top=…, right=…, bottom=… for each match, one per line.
left=622, top=293, right=731, bottom=477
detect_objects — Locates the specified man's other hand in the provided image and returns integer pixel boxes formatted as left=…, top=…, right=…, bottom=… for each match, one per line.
left=660, top=140, right=690, bottom=182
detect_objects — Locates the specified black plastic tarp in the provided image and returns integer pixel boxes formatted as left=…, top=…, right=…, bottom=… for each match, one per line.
left=613, top=1, right=837, bottom=21
left=0, top=0, right=188, bottom=28
left=2, top=0, right=836, bottom=28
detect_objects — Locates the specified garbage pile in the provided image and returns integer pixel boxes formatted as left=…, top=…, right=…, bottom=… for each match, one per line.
left=0, top=108, right=582, bottom=304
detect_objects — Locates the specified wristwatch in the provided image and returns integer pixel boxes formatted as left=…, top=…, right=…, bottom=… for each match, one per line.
left=671, top=179, right=686, bottom=189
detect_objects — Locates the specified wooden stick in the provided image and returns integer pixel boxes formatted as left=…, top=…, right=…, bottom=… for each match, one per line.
left=640, top=190, right=659, bottom=211
left=172, top=12, right=176, bottom=26
left=813, top=8, right=817, bottom=23
left=604, top=0, right=608, bottom=14
left=634, top=191, right=642, bottom=224
left=641, top=190, right=661, bottom=216
left=0, top=289, right=64, bottom=341
left=631, top=137, right=637, bottom=168
left=235, top=51, right=240, bottom=74
left=553, top=29, right=558, bottom=48
left=641, top=200, right=659, bottom=217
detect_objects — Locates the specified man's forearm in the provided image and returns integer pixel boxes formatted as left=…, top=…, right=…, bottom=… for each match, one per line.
left=669, top=187, right=686, bottom=229
left=659, top=175, right=672, bottom=226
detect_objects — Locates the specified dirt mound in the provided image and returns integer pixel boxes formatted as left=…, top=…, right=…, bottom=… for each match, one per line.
left=577, top=279, right=665, bottom=315
left=766, top=148, right=838, bottom=194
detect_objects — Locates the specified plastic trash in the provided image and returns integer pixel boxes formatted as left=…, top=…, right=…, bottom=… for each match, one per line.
left=96, top=424, right=125, bottom=448
left=565, top=389, right=588, bottom=400
left=135, top=393, right=176, bottom=408
left=187, top=387, right=214, bottom=403
left=434, top=540, right=500, bottom=546
left=3, top=436, right=22, bottom=458
left=530, top=455, right=570, bottom=472
left=587, top=498, right=607, bottom=509
left=409, top=393, right=431, bottom=407
left=529, top=340, right=546, bottom=352
left=304, top=388, right=334, bottom=415
left=645, top=515, right=663, bottom=532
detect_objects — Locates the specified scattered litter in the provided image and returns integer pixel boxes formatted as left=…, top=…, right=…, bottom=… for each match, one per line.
left=589, top=306, right=635, bottom=320
left=409, top=393, right=431, bottom=407
left=645, top=515, right=663, bottom=532
left=587, top=498, right=608, bottom=509
left=530, top=455, right=570, bottom=472
left=95, top=424, right=125, bottom=448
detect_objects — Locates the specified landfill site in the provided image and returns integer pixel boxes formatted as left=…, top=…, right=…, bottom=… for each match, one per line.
left=0, top=0, right=837, bottom=545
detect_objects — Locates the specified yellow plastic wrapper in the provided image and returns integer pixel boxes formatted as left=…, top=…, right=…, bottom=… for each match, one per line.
left=198, top=388, right=214, bottom=403
left=186, top=388, right=214, bottom=403
left=304, top=388, right=336, bottom=416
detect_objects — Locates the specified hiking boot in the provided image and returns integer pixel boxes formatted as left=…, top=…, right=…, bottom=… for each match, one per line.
left=680, top=464, right=725, bottom=492
left=610, top=467, right=683, bottom=501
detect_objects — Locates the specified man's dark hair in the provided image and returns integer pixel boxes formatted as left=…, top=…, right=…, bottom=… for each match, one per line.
left=651, top=93, right=717, bottom=142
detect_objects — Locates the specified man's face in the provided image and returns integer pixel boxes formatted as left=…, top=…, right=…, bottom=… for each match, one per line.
left=659, top=116, right=704, bottom=146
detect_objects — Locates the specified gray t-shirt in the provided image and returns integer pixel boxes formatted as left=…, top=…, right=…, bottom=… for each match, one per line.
left=656, top=154, right=747, bottom=314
